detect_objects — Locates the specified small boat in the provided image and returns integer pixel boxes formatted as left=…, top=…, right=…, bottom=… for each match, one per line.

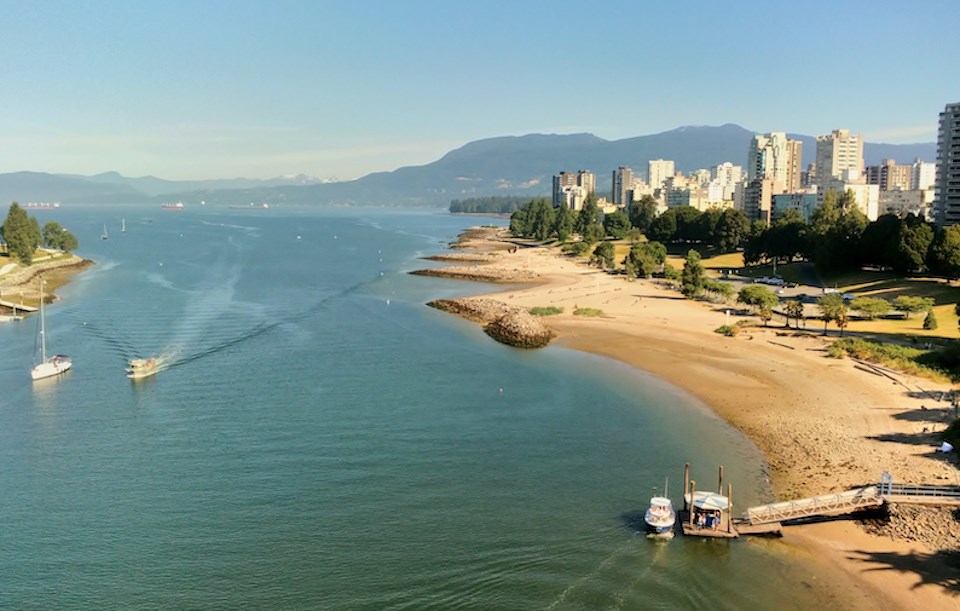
left=31, top=277, right=72, bottom=381
left=101, top=224, right=108, bottom=240
left=121, top=218, right=126, bottom=233
left=161, top=202, right=185, bottom=210
left=644, top=479, right=676, bottom=536
left=126, top=356, right=158, bottom=380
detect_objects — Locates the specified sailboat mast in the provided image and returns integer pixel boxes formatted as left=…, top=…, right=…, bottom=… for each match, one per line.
left=38, top=277, right=46, bottom=362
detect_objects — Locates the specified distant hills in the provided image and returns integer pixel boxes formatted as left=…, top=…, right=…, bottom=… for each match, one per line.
left=0, top=124, right=937, bottom=208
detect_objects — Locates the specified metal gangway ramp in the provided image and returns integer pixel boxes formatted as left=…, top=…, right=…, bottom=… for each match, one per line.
left=745, top=485, right=884, bottom=525
left=744, top=473, right=960, bottom=526
left=879, top=472, right=960, bottom=506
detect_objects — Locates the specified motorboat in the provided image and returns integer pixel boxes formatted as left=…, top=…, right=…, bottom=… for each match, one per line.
left=127, top=356, right=158, bottom=380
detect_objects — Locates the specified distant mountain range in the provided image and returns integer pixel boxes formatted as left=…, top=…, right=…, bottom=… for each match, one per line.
left=0, top=124, right=937, bottom=208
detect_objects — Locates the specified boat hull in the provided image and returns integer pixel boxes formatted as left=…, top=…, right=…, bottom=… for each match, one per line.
left=126, top=358, right=158, bottom=380
left=31, top=356, right=72, bottom=380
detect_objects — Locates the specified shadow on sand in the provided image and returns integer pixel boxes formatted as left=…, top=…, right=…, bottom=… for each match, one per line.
left=847, top=547, right=960, bottom=594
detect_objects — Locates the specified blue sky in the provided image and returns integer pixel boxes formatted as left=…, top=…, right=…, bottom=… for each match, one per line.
left=1, top=0, right=958, bottom=180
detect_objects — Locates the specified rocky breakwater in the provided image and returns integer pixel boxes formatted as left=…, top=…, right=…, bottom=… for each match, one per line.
left=427, top=298, right=554, bottom=349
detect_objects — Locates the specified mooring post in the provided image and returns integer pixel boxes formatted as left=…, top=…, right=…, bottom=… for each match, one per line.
left=683, top=463, right=690, bottom=512
left=689, top=479, right=696, bottom=527
left=727, top=483, right=733, bottom=534
left=718, top=465, right=724, bottom=495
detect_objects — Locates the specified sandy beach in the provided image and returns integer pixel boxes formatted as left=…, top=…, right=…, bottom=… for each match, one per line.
left=423, top=227, right=960, bottom=609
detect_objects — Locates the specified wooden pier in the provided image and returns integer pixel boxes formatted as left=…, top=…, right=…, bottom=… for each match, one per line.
left=677, top=466, right=959, bottom=539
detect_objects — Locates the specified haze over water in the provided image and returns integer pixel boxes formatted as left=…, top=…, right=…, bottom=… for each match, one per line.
left=1, top=206, right=848, bottom=609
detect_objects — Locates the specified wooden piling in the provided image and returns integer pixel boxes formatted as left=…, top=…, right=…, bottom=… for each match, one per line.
left=727, top=483, right=733, bottom=534
left=683, top=463, right=690, bottom=512
left=718, top=465, right=724, bottom=495
left=688, top=480, right=696, bottom=527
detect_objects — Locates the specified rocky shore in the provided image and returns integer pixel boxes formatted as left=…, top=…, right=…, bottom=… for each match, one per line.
left=0, top=254, right=93, bottom=302
left=427, top=298, right=554, bottom=348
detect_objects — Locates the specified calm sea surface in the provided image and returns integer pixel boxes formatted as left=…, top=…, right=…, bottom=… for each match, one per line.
left=0, top=206, right=847, bottom=609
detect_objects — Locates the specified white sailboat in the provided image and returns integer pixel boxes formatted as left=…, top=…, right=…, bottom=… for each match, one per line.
left=30, top=278, right=72, bottom=380
left=101, top=224, right=108, bottom=240
left=121, top=218, right=126, bottom=233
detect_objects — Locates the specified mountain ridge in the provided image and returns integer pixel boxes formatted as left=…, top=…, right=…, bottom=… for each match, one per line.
left=0, top=124, right=938, bottom=207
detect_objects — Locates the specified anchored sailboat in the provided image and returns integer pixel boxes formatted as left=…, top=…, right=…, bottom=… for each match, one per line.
left=101, top=224, right=108, bottom=240
left=30, top=277, right=72, bottom=380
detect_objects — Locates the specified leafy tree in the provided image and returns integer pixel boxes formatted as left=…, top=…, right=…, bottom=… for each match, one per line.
left=713, top=208, right=750, bottom=253
left=784, top=299, right=805, bottom=329
left=703, top=279, right=734, bottom=303
left=924, top=309, right=938, bottom=330
left=929, top=224, right=960, bottom=279
left=808, top=189, right=867, bottom=272
left=509, top=206, right=531, bottom=237
left=529, top=198, right=556, bottom=242
left=648, top=208, right=677, bottom=243
left=743, top=220, right=769, bottom=265
left=42, top=221, right=65, bottom=249
left=894, top=215, right=934, bottom=273
left=859, top=213, right=901, bottom=269
left=737, top=285, right=779, bottom=326
left=662, top=262, right=681, bottom=286
left=623, top=241, right=667, bottom=279
left=767, top=209, right=807, bottom=264
left=694, top=208, right=723, bottom=244
left=849, top=297, right=892, bottom=320
left=817, top=293, right=847, bottom=335
left=553, top=201, right=575, bottom=242
left=681, top=249, right=705, bottom=298
left=603, top=210, right=631, bottom=240
left=673, top=206, right=703, bottom=242
left=628, top=195, right=658, bottom=233
left=892, top=295, right=935, bottom=317
left=591, top=241, right=615, bottom=270
left=575, top=194, right=604, bottom=244
left=1, top=202, right=39, bottom=264
left=60, top=230, right=79, bottom=252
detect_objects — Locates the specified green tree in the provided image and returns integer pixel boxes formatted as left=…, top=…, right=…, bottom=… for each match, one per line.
left=648, top=209, right=677, bottom=243
left=673, top=206, right=703, bottom=242
left=574, top=193, right=602, bottom=239
left=743, top=220, right=770, bottom=265
left=623, top=241, right=667, bottom=279
left=553, top=201, right=575, bottom=242
left=529, top=198, right=556, bottom=242
left=849, top=297, right=892, bottom=320
left=42, top=221, right=65, bottom=249
left=703, top=279, right=734, bottom=303
left=808, top=189, right=867, bottom=272
left=892, top=295, right=935, bottom=317
left=713, top=208, right=750, bottom=253
left=894, top=215, right=934, bottom=273
left=60, top=230, right=79, bottom=252
left=603, top=210, right=631, bottom=240
left=628, top=195, right=658, bottom=233
left=662, top=262, right=681, bottom=287
left=737, top=285, right=780, bottom=326
left=509, top=205, right=532, bottom=237
left=924, top=309, right=938, bottom=330
left=784, top=299, right=805, bottom=329
left=695, top=208, right=723, bottom=244
left=591, top=241, right=615, bottom=270
left=681, top=249, right=705, bottom=298
left=929, top=224, right=960, bottom=279
left=817, top=292, right=847, bottom=335
left=1, top=202, right=39, bottom=264
left=767, top=208, right=807, bottom=264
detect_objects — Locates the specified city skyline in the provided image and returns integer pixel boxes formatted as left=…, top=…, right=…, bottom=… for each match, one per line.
left=1, top=0, right=958, bottom=181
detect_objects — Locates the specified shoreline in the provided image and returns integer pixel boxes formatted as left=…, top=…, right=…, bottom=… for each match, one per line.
left=422, top=226, right=960, bottom=609
left=0, top=254, right=94, bottom=307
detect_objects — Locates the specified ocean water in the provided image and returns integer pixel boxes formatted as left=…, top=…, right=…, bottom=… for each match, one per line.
left=0, top=206, right=845, bottom=609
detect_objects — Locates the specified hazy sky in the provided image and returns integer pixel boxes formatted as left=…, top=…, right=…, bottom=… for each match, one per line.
left=2, top=0, right=958, bottom=181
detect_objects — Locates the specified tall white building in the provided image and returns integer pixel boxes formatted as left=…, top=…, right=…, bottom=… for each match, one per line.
left=912, top=157, right=936, bottom=190
left=647, top=159, right=675, bottom=189
left=747, top=132, right=802, bottom=193
left=935, top=103, right=960, bottom=226
left=815, top=128, right=864, bottom=185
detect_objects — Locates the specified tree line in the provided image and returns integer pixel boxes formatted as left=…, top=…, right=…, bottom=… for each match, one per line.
left=1, top=202, right=79, bottom=264
left=509, top=189, right=960, bottom=278
left=449, top=196, right=530, bottom=214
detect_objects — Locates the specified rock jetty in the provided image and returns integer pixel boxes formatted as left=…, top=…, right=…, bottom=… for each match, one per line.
left=427, top=298, right=554, bottom=348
